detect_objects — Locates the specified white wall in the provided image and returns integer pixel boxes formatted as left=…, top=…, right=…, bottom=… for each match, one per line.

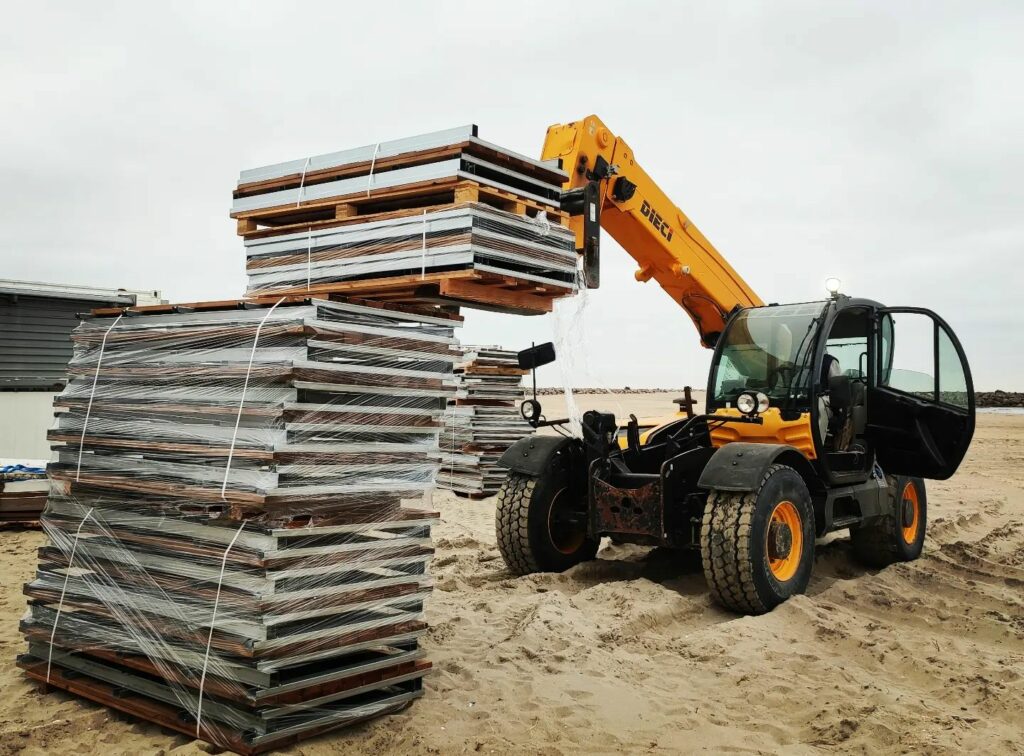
left=0, top=391, right=57, bottom=461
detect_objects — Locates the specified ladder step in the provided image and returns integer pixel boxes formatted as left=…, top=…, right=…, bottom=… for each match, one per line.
left=831, top=515, right=861, bottom=530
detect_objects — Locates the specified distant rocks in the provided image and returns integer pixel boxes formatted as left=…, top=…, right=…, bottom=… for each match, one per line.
left=976, top=390, right=1024, bottom=407
left=529, top=388, right=1023, bottom=407
left=535, top=387, right=695, bottom=396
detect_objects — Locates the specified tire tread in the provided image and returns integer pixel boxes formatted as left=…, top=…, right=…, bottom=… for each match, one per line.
left=495, top=472, right=539, bottom=575
left=700, top=464, right=796, bottom=615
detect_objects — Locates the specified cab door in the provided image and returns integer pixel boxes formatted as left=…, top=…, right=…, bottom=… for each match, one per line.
left=867, top=307, right=975, bottom=480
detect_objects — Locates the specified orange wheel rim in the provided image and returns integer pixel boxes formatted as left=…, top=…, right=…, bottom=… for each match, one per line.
left=900, top=481, right=920, bottom=544
left=766, top=500, right=803, bottom=581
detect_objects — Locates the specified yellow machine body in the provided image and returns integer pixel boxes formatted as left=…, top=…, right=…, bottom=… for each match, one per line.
left=541, top=115, right=762, bottom=347
left=617, top=409, right=816, bottom=460
left=708, top=408, right=816, bottom=459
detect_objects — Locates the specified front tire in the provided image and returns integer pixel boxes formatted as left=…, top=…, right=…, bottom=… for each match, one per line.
left=496, top=465, right=597, bottom=576
left=851, top=476, right=926, bottom=567
left=701, top=463, right=816, bottom=614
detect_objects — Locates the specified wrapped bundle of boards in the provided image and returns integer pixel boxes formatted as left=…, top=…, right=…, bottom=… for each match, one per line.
left=231, top=126, right=580, bottom=315
left=439, top=347, right=534, bottom=497
left=0, top=462, right=48, bottom=524
left=19, top=297, right=459, bottom=754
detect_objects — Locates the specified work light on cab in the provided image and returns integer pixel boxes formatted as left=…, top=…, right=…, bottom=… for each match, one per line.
left=736, top=391, right=770, bottom=416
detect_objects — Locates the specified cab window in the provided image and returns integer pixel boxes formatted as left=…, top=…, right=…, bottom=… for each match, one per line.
left=879, top=311, right=936, bottom=401
left=711, top=302, right=826, bottom=407
left=938, top=327, right=969, bottom=409
left=824, top=308, right=868, bottom=380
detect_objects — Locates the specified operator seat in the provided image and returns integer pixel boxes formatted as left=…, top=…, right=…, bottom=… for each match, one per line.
left=818, top=356, right=867, bottom=454
left=816, top=355, right=841, bottom=445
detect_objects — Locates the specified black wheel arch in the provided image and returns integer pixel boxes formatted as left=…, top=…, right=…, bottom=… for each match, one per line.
left=498, top=435, right=584, bottom=477
left=697, top=443, right=821, bottom=496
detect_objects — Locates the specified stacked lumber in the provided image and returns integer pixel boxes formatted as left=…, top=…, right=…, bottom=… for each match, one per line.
left=231, top=126, right=579, bottom=315
left=438, top=347, right=534, bottom=497
left=0, top=462, right=48, bottom=524
left=19, top=298, right=459, bottom=754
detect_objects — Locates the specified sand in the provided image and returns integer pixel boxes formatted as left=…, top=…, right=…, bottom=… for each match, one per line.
left=0, top=394, right=1021, bottom=755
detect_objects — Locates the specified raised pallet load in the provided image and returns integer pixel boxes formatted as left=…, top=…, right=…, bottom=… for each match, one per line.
left=231, top=126, right=579, bottom=315
left=19, top=297, right=459, bottom=754
left=439, top=347, right=534, bottom=497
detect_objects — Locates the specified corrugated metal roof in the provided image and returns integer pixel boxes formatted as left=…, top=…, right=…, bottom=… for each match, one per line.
left=0, top=279, right=162, bottom=305
left=0, top=280, right=164, bottom=390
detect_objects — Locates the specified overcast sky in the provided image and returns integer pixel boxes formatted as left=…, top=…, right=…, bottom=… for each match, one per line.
left=1, top=2, right=1020, bottom=390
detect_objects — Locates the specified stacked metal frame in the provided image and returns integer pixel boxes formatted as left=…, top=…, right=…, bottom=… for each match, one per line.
left=438, top=347, right=534, bottom=497
left=18, top=298, right=459, bottom=754
left=244, top=203, right=578, bottom=297
left=0, top=462, right=48, bottom=523
left=231, top=127, right=579, bottom=314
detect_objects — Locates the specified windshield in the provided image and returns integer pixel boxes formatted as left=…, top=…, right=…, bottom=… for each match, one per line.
left=711, top=302, right=826, bottom=407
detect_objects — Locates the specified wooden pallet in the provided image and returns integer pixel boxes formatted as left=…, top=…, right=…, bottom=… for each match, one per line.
left=90, top=294, right=463, bottom=322
left=0, top=493, right=46, bottom=522
left=247, top=269, right=568, bottom=315
left=451, top=491, right=492, bottom=501
left=20, top=656, right=425, bottom=756
left=454, top=365, right=529, bottom=377
left=233, top=178, right=568, bottom=239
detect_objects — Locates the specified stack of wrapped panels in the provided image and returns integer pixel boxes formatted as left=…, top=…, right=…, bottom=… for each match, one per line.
left=231, top=126, right=580, bottom=315
left=0, top=462, right=48, bottom=523
left=18, top=298, right=458, bottom=754
left=438, top=347, right=534, bottom=497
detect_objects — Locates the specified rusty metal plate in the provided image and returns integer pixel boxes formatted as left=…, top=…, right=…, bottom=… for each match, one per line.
left=590, top=477, right=663, bottom=539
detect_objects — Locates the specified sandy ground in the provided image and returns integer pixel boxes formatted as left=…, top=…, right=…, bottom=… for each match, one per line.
left=0, top=394, right=1021, bottom=755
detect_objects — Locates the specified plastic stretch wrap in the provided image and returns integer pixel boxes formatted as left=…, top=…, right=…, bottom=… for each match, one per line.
left=19, top=298, right=459, bottom=754
left=243, top=203, right=578, bottom=296
left=439, top=346, right=534, bottom=497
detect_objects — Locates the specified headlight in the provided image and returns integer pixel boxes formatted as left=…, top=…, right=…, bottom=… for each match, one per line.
left=736, top=391, right=770, bottom=416
left=520, top=399, right=541, bottom=423
left=736, top=392, right=757, bottom=415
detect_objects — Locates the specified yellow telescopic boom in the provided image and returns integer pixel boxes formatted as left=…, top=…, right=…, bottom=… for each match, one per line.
left=541, top=115, right=763, bottom=347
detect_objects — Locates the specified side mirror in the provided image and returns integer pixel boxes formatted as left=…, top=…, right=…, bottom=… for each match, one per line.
left=517, top=342, right=556, bottom=370
left=828, top=374, right=852, bottom=411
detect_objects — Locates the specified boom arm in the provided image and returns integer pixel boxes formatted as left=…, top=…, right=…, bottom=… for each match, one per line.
left=541, top=115, right=763, bottom=347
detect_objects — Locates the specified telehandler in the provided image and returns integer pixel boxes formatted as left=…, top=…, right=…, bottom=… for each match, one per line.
left=496, top=115, right=976, bottom=614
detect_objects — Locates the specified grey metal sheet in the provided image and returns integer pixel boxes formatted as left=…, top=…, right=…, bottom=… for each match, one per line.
left=231, top=157, right=560, bottom=215
left=236, top=124, right=565, bottom=186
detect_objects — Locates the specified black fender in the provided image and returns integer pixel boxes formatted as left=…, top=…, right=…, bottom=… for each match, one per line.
left=498, top=435, right=582, bottom=477
left=697, top=443, right=818, bottom=494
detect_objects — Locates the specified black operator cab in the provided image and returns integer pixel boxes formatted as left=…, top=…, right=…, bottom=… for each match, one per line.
left=705, top=296, right=976, bottom=485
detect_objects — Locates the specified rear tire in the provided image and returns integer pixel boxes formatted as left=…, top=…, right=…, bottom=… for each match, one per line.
left=495, top=464, right=597, bottom=576
left=701, top=464, right=815, bottom=614
left=851, top=476, right=926, bottom=567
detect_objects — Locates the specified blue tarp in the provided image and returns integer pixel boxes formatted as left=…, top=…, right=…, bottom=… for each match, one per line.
left=0, top=464, right=46, bottom=475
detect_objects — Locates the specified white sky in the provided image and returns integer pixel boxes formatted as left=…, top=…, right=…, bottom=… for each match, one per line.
left=1, top=1, right=1020, bottom=390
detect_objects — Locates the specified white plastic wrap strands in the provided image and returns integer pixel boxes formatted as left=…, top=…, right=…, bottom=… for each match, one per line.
left=45, top=506, right=94, bottom=683
left=76, top=314, right=123, bottom=481
left=196, top=520, right=248, bottom=737
left=438, top=346, right=535, bottom=497
left=221, top=298, right=286, bottom=499
left=20, top=297, right=460, bottom=754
